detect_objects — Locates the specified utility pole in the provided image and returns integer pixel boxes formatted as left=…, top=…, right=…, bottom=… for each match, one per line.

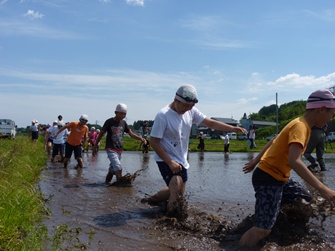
left=276, top=93, right=278, bottom=134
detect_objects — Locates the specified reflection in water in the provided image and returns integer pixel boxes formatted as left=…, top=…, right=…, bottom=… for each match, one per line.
left=141, top=153, right=150, bottom=170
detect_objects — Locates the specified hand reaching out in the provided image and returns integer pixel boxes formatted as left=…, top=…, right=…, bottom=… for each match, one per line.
left=242, top=158, right=258, bottom=174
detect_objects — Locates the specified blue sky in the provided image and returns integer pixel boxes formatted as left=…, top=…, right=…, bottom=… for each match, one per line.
left=1, top=0, right=335, bottom=128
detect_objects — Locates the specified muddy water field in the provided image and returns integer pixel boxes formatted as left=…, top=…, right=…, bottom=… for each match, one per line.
left=39, top=151, right=335, bottom=250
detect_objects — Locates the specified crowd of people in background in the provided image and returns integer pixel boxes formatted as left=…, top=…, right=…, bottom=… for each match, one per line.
left=27, top=86, right=335, bottom=248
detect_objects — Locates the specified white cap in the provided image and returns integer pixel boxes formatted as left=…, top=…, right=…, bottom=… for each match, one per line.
left=115, top=103, right=128, bottom=113
left=79, top=114, right=88, bottom=121
left=175, top=84, right=198, bottom=104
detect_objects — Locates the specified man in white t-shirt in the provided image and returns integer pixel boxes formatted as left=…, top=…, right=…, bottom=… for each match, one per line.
left=51, top=122, right=69, bottom=162
left=141, top=84, right=247, bottom=216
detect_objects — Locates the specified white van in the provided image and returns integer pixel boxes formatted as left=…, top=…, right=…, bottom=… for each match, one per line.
left=227, top=132, right=237, bottom=140
left=220, top=132, right=237, bottom=139
left=0, top=119, right=16, bottom=139
left=220, top=132, right=237, bottom=140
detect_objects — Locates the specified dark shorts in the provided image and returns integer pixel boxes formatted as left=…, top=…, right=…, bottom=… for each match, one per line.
left=31, top=131, right=38, bottom=140
left=65, top=142, right=82, bottom=159
left=48, top=138, right=54, bottom=143
left=254, top=179, right=313, bottom=230
left=157, top=161, right=188, bottom=186
left=52, top=143, right=65, bottom=157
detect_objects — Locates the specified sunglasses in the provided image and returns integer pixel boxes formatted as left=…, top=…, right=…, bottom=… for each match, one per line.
left=176, top=93, right=198, bottom=103
left=80, top=119, right=88, bottom=122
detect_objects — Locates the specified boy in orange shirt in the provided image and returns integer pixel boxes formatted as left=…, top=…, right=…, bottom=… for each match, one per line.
left=55, top=114, right=89, bottom=169
left=240, top=89, right=335, bottom=247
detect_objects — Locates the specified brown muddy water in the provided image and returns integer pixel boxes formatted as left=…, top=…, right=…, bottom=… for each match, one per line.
left=40, top=151, right=335, bottom=251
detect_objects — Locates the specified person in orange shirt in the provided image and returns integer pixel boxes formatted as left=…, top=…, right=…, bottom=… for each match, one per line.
left=239, top=89, right=335, bottom=247
left=55, top=114, right=89, bottom=169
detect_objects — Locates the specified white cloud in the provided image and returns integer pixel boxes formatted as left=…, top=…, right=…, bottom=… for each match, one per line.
left=1, top=67, right=335, bottom=127
left=0, top=20, right=84, bottom=39
left=125, top=0, right=144, bottom=6
left=23, top=9, right=45, bottom=19
left=246, top=72, right=335, bottom=94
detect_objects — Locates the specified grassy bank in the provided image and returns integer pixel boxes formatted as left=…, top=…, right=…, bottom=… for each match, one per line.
left=0, top=136, right=48, bottom=251
left=122, top=137, right=263, bottom=153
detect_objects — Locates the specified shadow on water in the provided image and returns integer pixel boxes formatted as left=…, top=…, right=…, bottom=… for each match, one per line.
left=40, top=151, right=335, bottom=250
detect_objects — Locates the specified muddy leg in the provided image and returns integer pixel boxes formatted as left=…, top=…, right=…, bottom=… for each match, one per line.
left=76, top=157, right=83, bottom=169
left=63, top=158, right=70, bottom=168
left=115, top=170, right=123, bottom=182
left=239, top=226, right=271, bottom=247
left=166, top=175, right=185, bottom=212
left=105, top=172, right=114, bottom=184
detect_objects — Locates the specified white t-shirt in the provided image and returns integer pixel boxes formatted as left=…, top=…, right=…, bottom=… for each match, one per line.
left=30, top=124, right=39, bottom=132
left=150, top=105, right=206, bottom=169
left=52, top=127, right=69, bottom=144
left=224, top=134, right=229, bottom=144
left=249, top=129, right=255, bottom=139
left=47, top=125, right=58, bottom=138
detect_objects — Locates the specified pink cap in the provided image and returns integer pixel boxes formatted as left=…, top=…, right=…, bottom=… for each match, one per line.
left=306, top=89, right=335, bottom=109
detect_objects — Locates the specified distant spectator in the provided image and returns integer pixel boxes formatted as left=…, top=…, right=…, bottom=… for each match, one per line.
left=223, top=131, right=232, bottom=155
left=197, top=131, right=205, bottom=152
left=248, top=125, right=256, bottom=149
left=58, top=115, right=64, bottom=124
left=141, top=134, right=150, bottom=153
left=304, top=124, right=327, bottom=172
left=30, top=119, right=40, bottom=142
left=85, top=127, right=98, bottom=152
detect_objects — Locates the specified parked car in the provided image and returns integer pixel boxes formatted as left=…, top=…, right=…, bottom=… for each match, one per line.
left=237, top=134, right=248, bottom=140
left=203, top=134, right=212, bottom=139
left=326, top=132, right=335, bottom=142
left=0, top=119, right=16, bottom=139
left=266, top=134, right=277, bottom=141
left=220, top=132, right=237, bottom=140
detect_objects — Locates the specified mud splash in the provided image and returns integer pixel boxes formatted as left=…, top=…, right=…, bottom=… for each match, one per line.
left=148, top=196, right=335, bottom=251
left=109, top=169, right=144, bottom=187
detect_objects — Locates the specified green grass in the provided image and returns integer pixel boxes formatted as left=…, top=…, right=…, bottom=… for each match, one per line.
left=121, top=137, right=265, bottom=153
left=122, top=137, right=335, bottom=153
left=0, top=136, right=48, bottom=251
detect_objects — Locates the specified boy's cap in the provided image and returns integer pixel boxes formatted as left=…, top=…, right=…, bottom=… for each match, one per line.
left=115, top=103, right=128, bottom=113
left=175, top=84, right=198, bottom=104
left=79, top=114, right=89, bottom=121
left=306, top=89, right=335, bottom=109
